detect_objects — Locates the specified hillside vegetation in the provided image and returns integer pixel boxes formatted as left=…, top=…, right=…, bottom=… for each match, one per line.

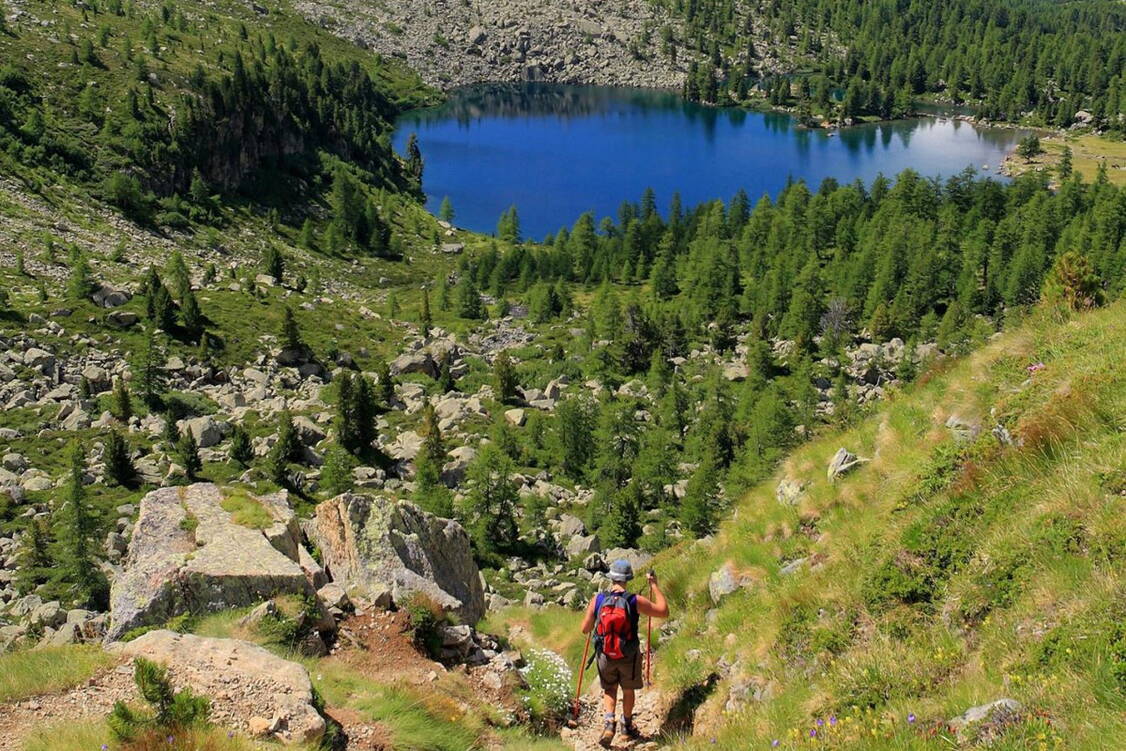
left=638, top=300, right=1125, bottom=749
left=653, top=0, right=1126, bottom=130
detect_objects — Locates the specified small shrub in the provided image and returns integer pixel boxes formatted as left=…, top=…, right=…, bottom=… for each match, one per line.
left=404, top=593, right=447, bottom=659
left=108, top=657, right=209, bottom=741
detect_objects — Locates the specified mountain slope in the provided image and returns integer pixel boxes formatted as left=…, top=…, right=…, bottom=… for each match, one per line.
left=643, top=301, right=1124, bottom=749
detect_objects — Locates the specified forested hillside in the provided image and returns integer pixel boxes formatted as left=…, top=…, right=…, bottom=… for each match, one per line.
left=0, top=0, right=433, bottom=211
left=0, top=0, right=1124, bottom=749
left=651, top=0, right=1126, bottom=128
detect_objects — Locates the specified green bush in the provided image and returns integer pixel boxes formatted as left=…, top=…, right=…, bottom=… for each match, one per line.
left=404, top=594, right=447, bottom=659
left=108, top=657, right=209, bottom=741
left=863, top=494, right=984, bottom=609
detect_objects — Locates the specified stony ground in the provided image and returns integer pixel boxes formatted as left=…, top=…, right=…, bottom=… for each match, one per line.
left=0, top=660, right=135, bottom=751
left=562, top=668, right=666, bottom=751
left=293, top=0, right=686, bottom=90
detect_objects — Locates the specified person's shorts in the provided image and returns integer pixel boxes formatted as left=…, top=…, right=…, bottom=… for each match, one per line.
left=597, top=650, right=643, bottom=691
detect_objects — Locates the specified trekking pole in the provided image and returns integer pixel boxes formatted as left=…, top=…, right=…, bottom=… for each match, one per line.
left=571, top=627, right=594, bottom=726
left=646, top=570, right=654, bottom=685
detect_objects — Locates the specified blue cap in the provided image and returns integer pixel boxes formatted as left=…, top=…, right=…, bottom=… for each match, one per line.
left=608, top=559, right=634, bottom=582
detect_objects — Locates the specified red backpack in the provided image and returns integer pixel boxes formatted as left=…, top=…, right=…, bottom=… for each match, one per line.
left=594, top=592, right=640, bottom=660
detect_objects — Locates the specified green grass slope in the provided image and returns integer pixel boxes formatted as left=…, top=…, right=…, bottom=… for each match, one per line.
left=649, top=301, right=1125, bottom=749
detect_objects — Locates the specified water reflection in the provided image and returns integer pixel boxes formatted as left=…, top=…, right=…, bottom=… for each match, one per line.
left=394, top=83, right=1028, bottom=238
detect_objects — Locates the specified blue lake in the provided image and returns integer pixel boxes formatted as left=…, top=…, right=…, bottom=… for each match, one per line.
left=393, top=84, right=1026, bottom=240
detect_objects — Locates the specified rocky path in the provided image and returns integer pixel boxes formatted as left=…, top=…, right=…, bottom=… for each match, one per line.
left=0, top=662, right=136, bottom=751
left=560, top=668, right=666, bottom=751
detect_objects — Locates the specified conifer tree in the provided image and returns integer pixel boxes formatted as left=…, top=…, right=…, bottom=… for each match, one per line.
left=456, top=272, right=483, bottom=319
left=104, top=430, right=135, bottom=487
left=1042, top=250, right=1104, bottom=312
left=67, top=250, right=95, bottom=301
left=1057, top=147, right=1073, bottom=180
left=180, top=289, right=204, bottom=341
left=329, top=167, right=367, bottom=244
left=280, top=305, right=304, bottom=352
left=298, top=219, right=317, bottom=249
left=374, top=359, right=395, bottom=407
left=228, top=424, right=252, bottom=467
left=14, top=517, right=52, bottom=595
left=53, top=442, right=108, bottom=609
left=405, top=133, right=424, bottom=180
left=414, top=404, right=454, bottom=517
left=496, top=205, right=521, bottom=244
left=868, top=302, right=893, bottom=342
left=493, top=351, right=518, bottom=403
left=177, top=430, right=202, bottom=483
left=420, top=288, right=432, bottom=338
left=602, top=482, right=643, bottom=549
left=436, top=350, right=455, bottom=393
left=112, top=377, right=132, bottom=422
left=262, top=245, right=284, bottom=283
left=556, top=397, right=596, bottom=480
left=438, top=196, right=454, bottom=223
left=165, top=251, right=191, bottom=300
left=268, top=411, right=298, bottom=487
left=436, top=275, right=450, bottom=311
left=319, top=444, right=355, bottom=497
left=136, top=331, right=166, bottom=409
left=680, top=455, right=719, bottom=538
left=463, top=445, right=519, bottom=557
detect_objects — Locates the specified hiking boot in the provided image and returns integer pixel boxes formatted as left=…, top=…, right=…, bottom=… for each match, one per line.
left=598, top=720, right=616, bottom=748
left=621, top=717, right=641, bottom=741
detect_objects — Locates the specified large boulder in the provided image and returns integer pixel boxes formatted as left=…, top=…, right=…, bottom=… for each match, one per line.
left=178, top=415, right=230, bottom=449
left=308, top=493, right=485, bottom=624
left=91, top=284, right=132, bottom=308
left=602, top=547, right=653, bottom=575
left=111, top=630, right=325, bottom=744
left=106, top=484, right=318, bottom=641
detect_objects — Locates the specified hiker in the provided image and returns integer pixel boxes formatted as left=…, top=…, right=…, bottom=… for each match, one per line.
left=580, top=559, right=669, bottom=748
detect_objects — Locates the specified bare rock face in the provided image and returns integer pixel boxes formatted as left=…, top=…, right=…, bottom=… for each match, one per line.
left=111, top=630, right=325, bottom=745
left=308, top=493, right=485, bottom=625
left=106, top=484, right=320, bottom=641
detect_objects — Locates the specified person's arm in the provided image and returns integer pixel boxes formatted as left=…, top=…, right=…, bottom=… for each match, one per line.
left=636, top=572, right=669, bottom=619
left=580, top=594, right=598, bottom=634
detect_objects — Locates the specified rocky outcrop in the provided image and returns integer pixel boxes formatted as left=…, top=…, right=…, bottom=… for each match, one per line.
left=111, top=630, right=325, bottom=744
left=106, top=484, right=321, bottom=641
left=827, top=447, right=865, bottom=482
left=946, top=698, right=1023, bottom=743
left=294, top=0, right=685, bottom=90
left=308, top=493, right=486, bottom=624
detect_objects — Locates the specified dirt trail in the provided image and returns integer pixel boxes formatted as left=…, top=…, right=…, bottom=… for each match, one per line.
left=560, top=666, right=667, bottom=751
left=0, top=661, right=136, bottom=751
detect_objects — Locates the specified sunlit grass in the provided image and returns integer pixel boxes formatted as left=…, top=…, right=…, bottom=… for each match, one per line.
left=0, top=646, right=114, bottom=703
left=574, top=302, right=1126, bottom=749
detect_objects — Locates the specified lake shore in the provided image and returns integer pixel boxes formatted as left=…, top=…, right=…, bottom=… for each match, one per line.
left=1000, top=132, right=1126, bottom=186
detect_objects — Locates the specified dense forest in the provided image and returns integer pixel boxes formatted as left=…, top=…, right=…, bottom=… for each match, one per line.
left=649, top=0, right=1126, bottom=129
left=0, top=0, right=431, bottom=220
left=418, top=166, right=1126, bottom=545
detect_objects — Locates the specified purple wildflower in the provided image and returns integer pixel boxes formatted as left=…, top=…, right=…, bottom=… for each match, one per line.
left=809, top=729, right=817, bottom=738
left=829, top=716, right=837, bottom=726
left=907, top=713, right=917, bottom=724
left=816, top=718, right=824, bottom=727
left=772, top=741, right=780, bottom=748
